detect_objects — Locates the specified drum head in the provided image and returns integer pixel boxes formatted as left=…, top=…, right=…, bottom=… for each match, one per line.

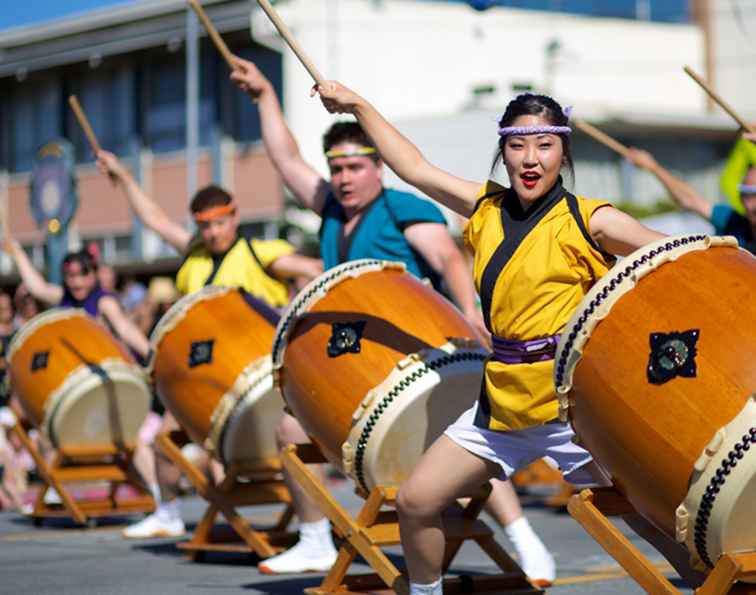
left=46, top=361, right=151, bottom=448
left=344, top=342, right=486, bottom=492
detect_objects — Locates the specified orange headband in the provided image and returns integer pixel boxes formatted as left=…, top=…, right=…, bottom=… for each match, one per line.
left=192, top=203, right=236, bottom=222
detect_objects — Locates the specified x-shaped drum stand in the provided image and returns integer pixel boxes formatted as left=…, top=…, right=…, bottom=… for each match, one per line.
left=569, top=488, right=756, bottom=594
left=155, top=431, right=296, bottom=560
left=281, top=443, right=542, bottom=595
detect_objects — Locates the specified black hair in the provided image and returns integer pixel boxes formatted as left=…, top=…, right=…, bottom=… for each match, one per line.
left=190, top=185, right=234, bottom=214
left=491, top=93, right=574, bottom=183
left=62, top=249, right=97, bottom=275
left=322, top=121, right=379, bottom=162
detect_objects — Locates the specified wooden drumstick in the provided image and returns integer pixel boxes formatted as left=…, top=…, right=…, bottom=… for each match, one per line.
left=574, top=119, right=630, bottom=158
left=0, top=171, right=10, bottom=250
left=254, top=0, right=325, bottom=86
left=683, top=66, right=756, bottom=133
left=188, top=0, right=237, bottom=70
left=68, top=95, right=103, bottom=155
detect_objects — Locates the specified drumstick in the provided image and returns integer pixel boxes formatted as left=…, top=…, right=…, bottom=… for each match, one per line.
left=0, top=171, right=10, bottom=249
left=68, top=95, right=102, bottom=155
left=574, top=119, right=630, bottom=158
left=683, top=66, right=756, bottom=134
left=254, top=0, right=325, bottom=85
left=187, top=0, right=237, bottom=70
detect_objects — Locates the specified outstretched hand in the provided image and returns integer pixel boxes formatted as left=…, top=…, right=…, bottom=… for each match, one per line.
left=312, top=80, right=362, bottom=115
left=229, top=56, right=270, bottom=101
left=626, top=147, right=658, bottom=171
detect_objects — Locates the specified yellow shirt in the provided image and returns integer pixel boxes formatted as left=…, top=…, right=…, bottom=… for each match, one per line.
left=176, top=237, right=294, bottom=307
left=465, top=180, right=613, bottom=431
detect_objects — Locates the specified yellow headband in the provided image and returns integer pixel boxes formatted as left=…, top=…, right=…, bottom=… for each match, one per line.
left=325, top=147, right=378, bottom=160
left=192, top=203, right=236, bottom=222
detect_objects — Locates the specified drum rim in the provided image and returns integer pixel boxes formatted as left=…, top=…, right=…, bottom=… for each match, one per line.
left=41, top=358, right=151, bottom=447
left=271, top=259, right=405, bottom=370
left=6, top=308, right=90, bottom=362
left=342, top=339, right=488, bottom=492
left=147, top=285, right=232, bottom=374
left=552, top=234, right=738, bottom=421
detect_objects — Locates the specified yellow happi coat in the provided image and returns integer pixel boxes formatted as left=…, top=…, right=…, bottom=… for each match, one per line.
left=176, top=236, right=294, bottom=307
left=465, top=180, right=614, bottom=431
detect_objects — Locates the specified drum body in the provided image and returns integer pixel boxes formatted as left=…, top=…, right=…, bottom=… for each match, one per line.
left=555, top=235, right=756, bottom=572
left=7, top=309, right=151, bottom=449
left=273, top=260, right=488, bottom=492
left=150, top=287, right=282, bottom=468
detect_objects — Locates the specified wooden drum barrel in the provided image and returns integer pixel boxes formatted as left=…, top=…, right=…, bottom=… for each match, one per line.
left=555, top=235, right=756, bottom=573
left=149, top=287, right=283, bottom=468
left=272, top=260, right=488, bottom=492
left=7, top=309, right=151, bottom=449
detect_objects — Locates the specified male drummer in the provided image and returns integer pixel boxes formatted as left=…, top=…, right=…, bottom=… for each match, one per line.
left=229, top=58, right=556, bottom=584
left=96, top=153, right=323, bottom=539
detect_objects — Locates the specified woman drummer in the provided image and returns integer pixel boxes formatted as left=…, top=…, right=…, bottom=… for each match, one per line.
left=4, top=240, right=149, bottom=361
left=314, top=84, right=704, bottom=593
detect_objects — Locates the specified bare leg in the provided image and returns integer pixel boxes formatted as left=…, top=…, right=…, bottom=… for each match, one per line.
left=397, top=435, right=500, bottom=585
left=485, top=478, right=522, bottom=525
left=277, top=413, right=327, bottom=524
left=257, top=413, right=336, bottom=574
left=154, top=413, right=182, bottom=502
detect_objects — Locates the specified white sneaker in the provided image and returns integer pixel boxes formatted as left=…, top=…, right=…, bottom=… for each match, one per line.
left=258, top=540, right=338, bottom=574
left=122, top=513, right=185, bottom=539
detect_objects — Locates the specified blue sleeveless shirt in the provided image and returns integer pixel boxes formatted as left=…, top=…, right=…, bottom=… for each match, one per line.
left=318, top=188, right=447, bottom=288
left=59, top=286, right=114, bottom=317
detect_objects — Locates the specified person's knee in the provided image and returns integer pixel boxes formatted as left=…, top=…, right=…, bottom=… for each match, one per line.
left=397, top=479, right=442, bottom=521
left=276, top=414, right=308, bottom=448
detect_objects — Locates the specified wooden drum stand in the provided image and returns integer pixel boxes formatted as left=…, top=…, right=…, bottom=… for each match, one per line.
left=10, top=407, right=154, bottom=527
left=569, top=488, right=756, bottom=594
left=281, top=443, right=542, bottom=595
left=155, top=430, right=295, bottom=561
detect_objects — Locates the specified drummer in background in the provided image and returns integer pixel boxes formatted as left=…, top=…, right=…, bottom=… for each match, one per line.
left=13, top=284, right=42, bottom=328
left=313, top=83, right=709, bottom=594
left=230, top=59, right=556, bottom=585
left=4, top=240, right=150, bottom=361
left=626, top=132, right=756, bottom=253
left=95, top=153, right=323, bottom=539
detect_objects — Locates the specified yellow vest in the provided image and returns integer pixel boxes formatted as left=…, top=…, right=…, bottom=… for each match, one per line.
left=175, top=237, right=294, bottom=307
left=465, top=180, right=613, bottom=431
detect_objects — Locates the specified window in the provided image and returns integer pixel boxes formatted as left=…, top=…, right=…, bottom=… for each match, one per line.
left=66, top=63, right=137, bottom=161
left=7, top=74, right=63, bottom=173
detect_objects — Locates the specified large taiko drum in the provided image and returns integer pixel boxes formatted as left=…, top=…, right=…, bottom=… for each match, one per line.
left=149, top=286, right=283, bottom=468
left=554, top=234, right=756, bottom=573
left=6, top=309, right=151, bottom=448
left=272, top=260, right=489, bottom=492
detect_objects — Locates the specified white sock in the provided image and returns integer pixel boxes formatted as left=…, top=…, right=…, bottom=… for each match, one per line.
left=505, top=516, right=555, bottom=581
left=148, top=483, right=161, bottom=504
left=155, top=498, right=180, bottom=522
left=297, top=518, right=335, bottom=553
left=409, top=577, right=443, bottom=595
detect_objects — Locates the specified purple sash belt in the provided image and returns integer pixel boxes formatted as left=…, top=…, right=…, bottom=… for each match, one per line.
left=491, top=334, right=561, bottom=365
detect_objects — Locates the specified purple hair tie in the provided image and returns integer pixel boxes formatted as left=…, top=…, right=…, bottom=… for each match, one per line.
left=498, top=125, right=572, bottom=137
left=563, top=105, right=573, bottom=120
left=738, top=183, right=756, bottom=194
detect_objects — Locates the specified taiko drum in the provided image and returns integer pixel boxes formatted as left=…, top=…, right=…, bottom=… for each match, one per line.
left=150, top=287, right=283, bottom=468
left=7, top=309, right=151, bottom=448
left=272, top=260, right=489, bottom=492
left=555, top=235, right=756, bottom=573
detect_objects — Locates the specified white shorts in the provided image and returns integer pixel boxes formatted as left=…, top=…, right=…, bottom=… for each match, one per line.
left=444, top=401, right=599, bottom=488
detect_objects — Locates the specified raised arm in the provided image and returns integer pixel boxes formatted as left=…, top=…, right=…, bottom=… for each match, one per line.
left=96, top=151, right=191, bottom=254
left=97, top=295, right=150, bottom=360
left=626, top=148, right=713, bottom=220
left=6, top=239, right=63, bottom=305
left=229, top=57, right=330, bottom=213
left=316, top=81, right=480, bottom=218
left=268, top=253, right=323, bottom=283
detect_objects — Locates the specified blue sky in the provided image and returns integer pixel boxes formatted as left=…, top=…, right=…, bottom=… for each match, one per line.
left=0, top=0, right=131, bottom=31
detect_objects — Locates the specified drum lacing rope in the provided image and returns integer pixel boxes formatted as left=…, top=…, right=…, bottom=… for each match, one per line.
left=352, top=350, right=488, bottom=493
left=272, top=259, right=384, bottom=365
left=554, top=235, right=707, bottom=389
left=693, top=427, right=756, bottom=568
